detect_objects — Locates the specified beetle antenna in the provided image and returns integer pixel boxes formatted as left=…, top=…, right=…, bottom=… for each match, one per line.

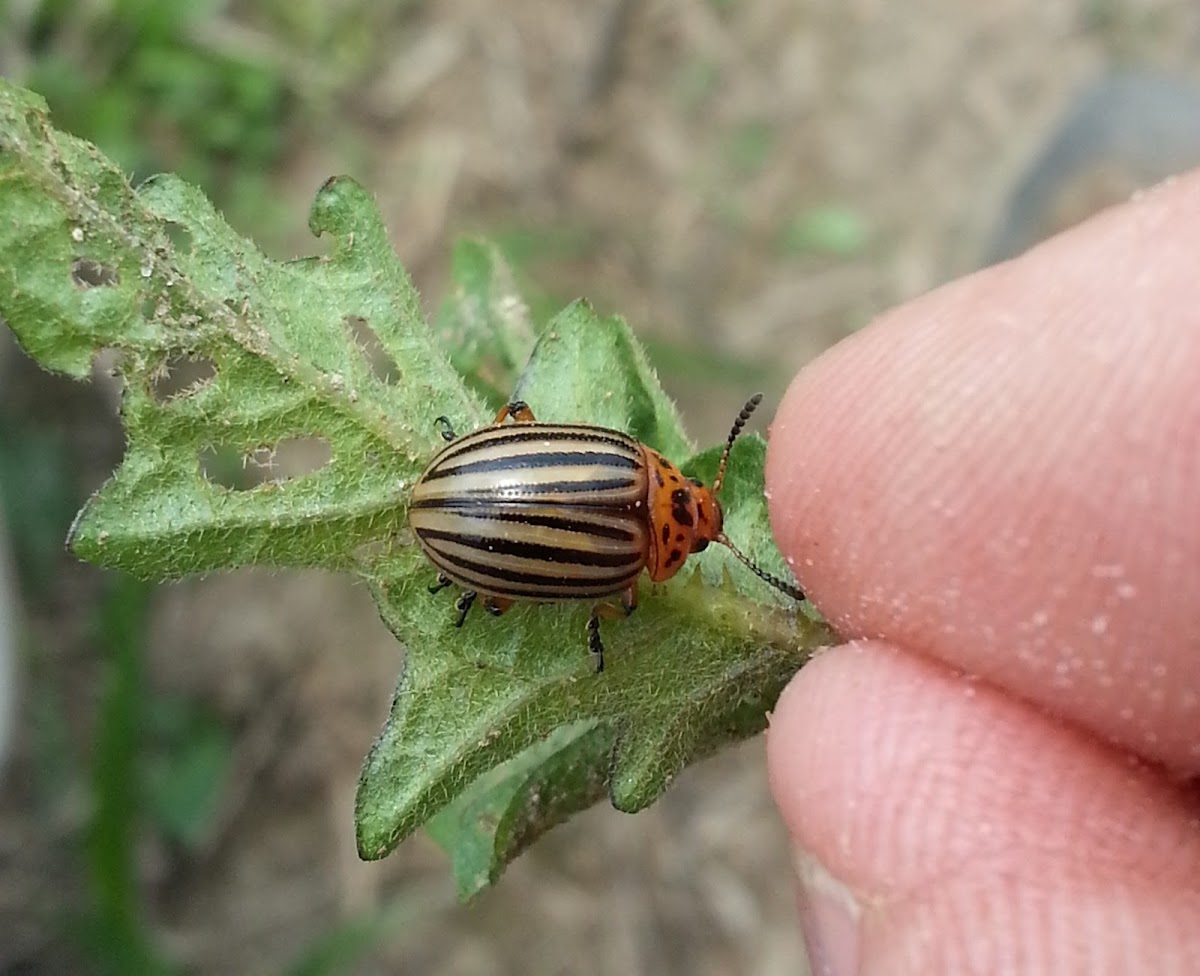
left=717, top=533, right=805, bottom=602
left=713, top=393, right=762, bottom=495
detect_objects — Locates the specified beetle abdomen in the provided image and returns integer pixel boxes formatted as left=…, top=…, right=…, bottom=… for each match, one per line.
left=410, top=423, right=650, bottom=600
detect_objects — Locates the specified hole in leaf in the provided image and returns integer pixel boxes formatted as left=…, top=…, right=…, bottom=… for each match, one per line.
left=150, top=354, right=218, bottom=403
left=164, top=221, right=193, bottom=253
left=199, top=437, right=333, bottom=491
left=222, top=295, right=251, bottom=316
left=344, top=315, right=399, bottom=384
left=72, top=258, right=119, bottom=287
left=197, top=445, right=246, bottom=489
left=265, top=437, right=334, bottom=482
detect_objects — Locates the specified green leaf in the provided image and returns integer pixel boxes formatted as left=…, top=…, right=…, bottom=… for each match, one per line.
left=1, top=79, right=834, bottom=891
left=1, top=81, right=485, bottom=578
left=782, top=204, right=869, bottom=258
left=354, top=343, right=828, bottom=862
left=142, top=697, right=232, bottom=848
left=512, top=300, right=693, bottom=463
left=427, top=720, right=616, bottom=899
left=433, top=238, right=535, bottom=408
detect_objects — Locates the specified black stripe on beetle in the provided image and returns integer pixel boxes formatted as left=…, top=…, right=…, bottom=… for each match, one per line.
left=433, top=426, right=639, bottom=465
left=409, top=502, right=642, bottom=542
left=417, top=527, right=644, bottom=569
left=431, top=548, right=642, bottom=595
left=424, top=448, right=641, bottom=481
left=423, top=476, right=641, bottom=497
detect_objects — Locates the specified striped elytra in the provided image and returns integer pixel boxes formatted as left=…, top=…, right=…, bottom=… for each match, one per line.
left=410, top=397, right=805, bottom=671
left=410, top=423, right=650, bottom=601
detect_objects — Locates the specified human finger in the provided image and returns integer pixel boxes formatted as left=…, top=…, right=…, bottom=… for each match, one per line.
left=766, top=170, right=1200, bottom=772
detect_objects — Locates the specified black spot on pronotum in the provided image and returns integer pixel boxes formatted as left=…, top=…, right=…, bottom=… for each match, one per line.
left=660, top=524, right=670, bottom=545
left=666, top=548, right=683, bottom=566
left=71, top=258, right=118, bottom=287
left=653, top=467, right=664, bottom=488
left=670, top=488, right=694, bottom=527
left=675, top=533, right=684, bottom=543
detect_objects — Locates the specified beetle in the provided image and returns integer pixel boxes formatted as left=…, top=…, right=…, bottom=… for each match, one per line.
left=408, top=394, right=804, bottom=671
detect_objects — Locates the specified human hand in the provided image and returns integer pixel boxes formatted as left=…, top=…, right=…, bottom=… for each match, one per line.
left=764, top=169, right=1200, bottom=975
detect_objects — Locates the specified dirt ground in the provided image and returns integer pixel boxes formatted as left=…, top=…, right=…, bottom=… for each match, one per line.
left=3, top=1, right=1200, bottom=974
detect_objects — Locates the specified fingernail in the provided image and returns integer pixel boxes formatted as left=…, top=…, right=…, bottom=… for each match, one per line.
left=792, top=844, right=862, bottom=976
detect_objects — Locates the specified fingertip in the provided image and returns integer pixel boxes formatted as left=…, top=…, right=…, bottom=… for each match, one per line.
left=766, top=641, right=1200, bottom=975
left=764, top=171, right=1200, bottom=771
left=764, top=346, right=841, bottom=578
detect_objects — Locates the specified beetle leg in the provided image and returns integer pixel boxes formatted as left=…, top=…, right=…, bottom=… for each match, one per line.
left=584, top=590, right=637, bottom=672
left=434, top=416, right=457, bottom=442
left=428, top=573, right=453, bottom=595
left=621, top=581, right=638, bottom=617
left=482, top=595, right=513, bottom=617
left=586, top=609, right=605, bottom=673
left=494, top=400, right=536, bottom=424
left=454, top=591, right=477, bottom=627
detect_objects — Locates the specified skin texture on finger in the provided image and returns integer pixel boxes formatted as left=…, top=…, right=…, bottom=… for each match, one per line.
left=765, top=168, right=1200, bottom=773
left=767, top=643, right=1200, bottom=976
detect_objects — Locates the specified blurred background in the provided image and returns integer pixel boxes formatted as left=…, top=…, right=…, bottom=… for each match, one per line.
left=2, top=1, right=1199, bottom=973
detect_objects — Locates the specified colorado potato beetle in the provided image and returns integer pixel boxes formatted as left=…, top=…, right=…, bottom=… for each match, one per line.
left=409, top=395, right=804, bottom=671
